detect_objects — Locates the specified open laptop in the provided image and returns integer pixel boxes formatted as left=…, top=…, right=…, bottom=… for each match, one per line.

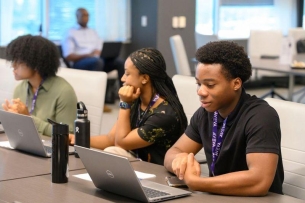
left=75, top=145, right=191, bottom=202
left=0, top=110, right=74, bottom=157
left=100, top=42, right=122, bottom=59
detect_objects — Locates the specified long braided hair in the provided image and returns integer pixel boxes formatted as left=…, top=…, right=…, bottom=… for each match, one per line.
left=129, top=48, right=187, bottom=135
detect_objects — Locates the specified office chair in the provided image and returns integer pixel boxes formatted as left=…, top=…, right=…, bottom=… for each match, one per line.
left=248, top=30, right=286, bottom=100
left=57, top=67, right=107, bottom=135
left=169, top=35, right=192, bottom=76
left=57, top=44, right=119, bottom=104
left=265, top=98, right=305, bottom=200
left=0, top=59, right=20, bottom=105
left=172, top=75, right=207, bottom=164
left=260, top=86, right=287, bottom=100
left=194, top=32, right=218, bottom=49
left=100, top=42, right=121, bottom=104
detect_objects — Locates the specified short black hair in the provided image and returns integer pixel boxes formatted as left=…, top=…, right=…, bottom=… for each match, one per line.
left=195, top=41, right=252, bottom=83
left=5, top=34, right=60, bottom=78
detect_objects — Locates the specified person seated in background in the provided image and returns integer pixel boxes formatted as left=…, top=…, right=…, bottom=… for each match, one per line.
left=69, top=47, right=188, bottom=165
left=61, top=7, right=125, bottom=112
left=164, top=41, right=284, bottom=196
left=2, top=35, right=77, bottom=136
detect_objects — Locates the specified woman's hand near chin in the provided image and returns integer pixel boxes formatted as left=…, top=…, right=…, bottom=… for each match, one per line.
left=118, top=85, right=141, bottom=104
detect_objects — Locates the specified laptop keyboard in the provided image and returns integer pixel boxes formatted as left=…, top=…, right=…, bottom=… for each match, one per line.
left=142, top=187, right=170, bottom=198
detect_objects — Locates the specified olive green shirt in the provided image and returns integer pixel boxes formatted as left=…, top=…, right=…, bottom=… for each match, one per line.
left=13, top=76, right=77, bottom=136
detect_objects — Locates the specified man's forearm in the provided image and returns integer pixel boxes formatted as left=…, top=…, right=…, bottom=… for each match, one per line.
left=184, top=153, right=278, bottom=196
left=164, top=147, right=187, bottom=173
left=186, top=170, right=269, bottom=196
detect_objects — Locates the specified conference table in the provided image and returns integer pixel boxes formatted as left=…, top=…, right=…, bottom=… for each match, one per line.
left=250, top=57, right=305, bottom=101
left=0, top=133, right=84, bottom=182
left=0, top=133, right=304, bottom=203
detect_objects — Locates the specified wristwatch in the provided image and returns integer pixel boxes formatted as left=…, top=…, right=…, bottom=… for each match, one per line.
left=119, top=101, right=131, bottom=109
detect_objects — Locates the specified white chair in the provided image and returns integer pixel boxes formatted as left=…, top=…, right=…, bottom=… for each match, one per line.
left=195, top=32, right=218, bottom=49
left=248, top=30, right=287, bottom=99
left=248, top=30, right=283, bottom=58
left=169, top=35, right=192, bottom=76
left=57, top=44, right=118, bottom=104
left=265, top=98, right=305, bottom=200
left=172, top=75, right=199, bottom=123
left=172, top=74, right=208, bottom=175
left=0, top=59, right=19, bottom=106
left=57, top=67, right=107, bottom=135
left=248, top=29, right=283, bottom=78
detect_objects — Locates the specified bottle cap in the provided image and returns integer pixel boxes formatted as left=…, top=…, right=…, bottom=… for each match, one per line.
left=47, top=119, right=69, bottom=135
left=77, top=101, right=88, bottom=118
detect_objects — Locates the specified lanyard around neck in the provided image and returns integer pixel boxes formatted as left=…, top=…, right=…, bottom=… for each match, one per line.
left=26, top=79, right=44, bottom=115
left=136, top=93, right=160, bottom=127
left=211, top=111, right=228, bottom=176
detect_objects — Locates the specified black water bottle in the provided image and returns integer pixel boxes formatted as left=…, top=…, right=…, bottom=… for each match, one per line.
left=48, top=119, right=69, bottom=183
left=74, top=101, right=90, bottom=158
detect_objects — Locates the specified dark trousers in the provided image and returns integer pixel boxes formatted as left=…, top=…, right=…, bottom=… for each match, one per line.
left=73, top=57, right=124, bottom=87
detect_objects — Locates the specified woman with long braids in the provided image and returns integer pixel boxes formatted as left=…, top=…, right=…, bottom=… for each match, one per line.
left=70, top=47, right=187, bottom=165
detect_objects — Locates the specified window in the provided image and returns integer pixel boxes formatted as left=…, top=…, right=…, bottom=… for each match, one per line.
left=195, top=0, right=214, bottom=35
left=47, top=0, right=96, bottom=41
left=218, top=5, right=276, bottom=39
left=47, top=0, right=130, bottom=42
left=196, top=0, right=298, bottom=39
left=0, top=0, right=42, bottom=46
left=0, top=0, right=130, bottom=46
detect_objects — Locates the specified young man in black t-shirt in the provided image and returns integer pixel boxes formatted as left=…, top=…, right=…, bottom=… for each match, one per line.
left=164, top=41, right=284, bottom=196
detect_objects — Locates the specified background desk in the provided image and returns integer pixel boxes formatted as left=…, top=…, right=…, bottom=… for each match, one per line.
left=0, top=161, right=304, bottom=203
left=0, top=133, right=84, bottom=181
left=251, top=58, right=305, bottom=101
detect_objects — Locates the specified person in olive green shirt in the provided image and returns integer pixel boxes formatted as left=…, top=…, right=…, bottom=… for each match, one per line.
left=2, top=35, right=77, bottom=136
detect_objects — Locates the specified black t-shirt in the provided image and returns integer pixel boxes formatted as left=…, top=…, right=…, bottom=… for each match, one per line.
left=185, top=89, right=284, bottom=194
left=132, top=101, right=182, bottom=165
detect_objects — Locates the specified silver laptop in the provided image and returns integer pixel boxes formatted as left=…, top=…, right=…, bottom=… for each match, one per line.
left=75, top=145, right=192, bottom=202
left=0, top=110, right=74, bottom=157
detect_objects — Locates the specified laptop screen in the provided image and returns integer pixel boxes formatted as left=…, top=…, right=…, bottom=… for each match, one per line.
left=100, top=42, right=122, bottom=59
